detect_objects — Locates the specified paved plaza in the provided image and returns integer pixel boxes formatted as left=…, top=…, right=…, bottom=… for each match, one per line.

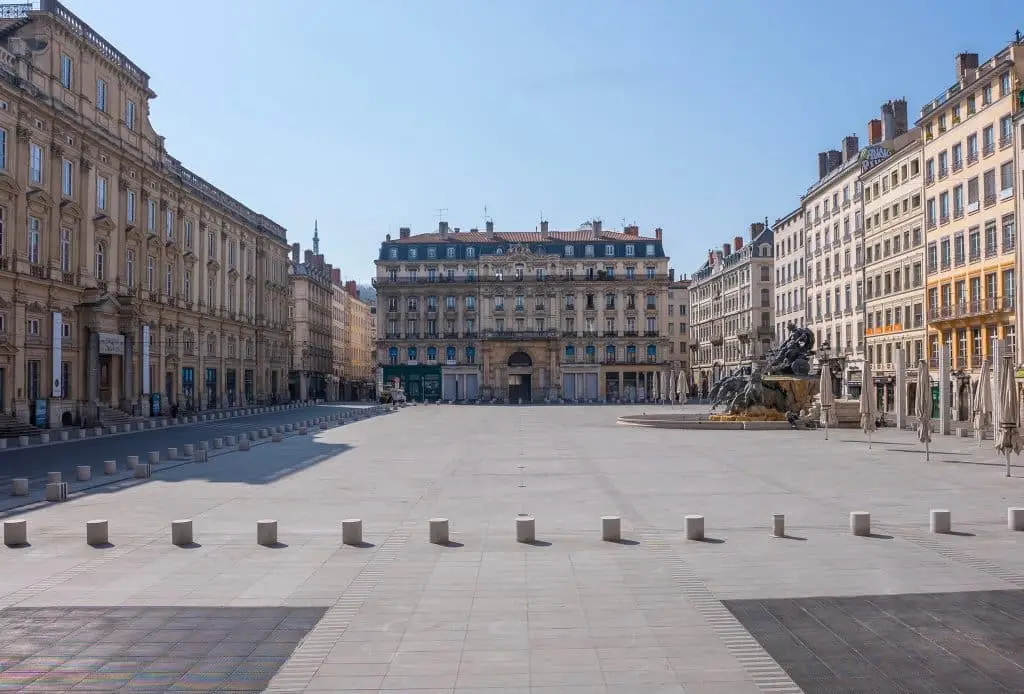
left=2, top=405, right=1024, bottom=692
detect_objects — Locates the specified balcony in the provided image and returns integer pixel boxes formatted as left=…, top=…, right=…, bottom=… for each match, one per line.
left=967, top=151, right=978, bottom=165
left=482, top=329, right=558, bottom=341
left=371, top=273, right=672, bottom=287
left=927, top=296, right=1014, bottom=322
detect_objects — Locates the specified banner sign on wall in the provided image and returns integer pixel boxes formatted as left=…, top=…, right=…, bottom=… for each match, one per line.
left=51, top=312, right=62, bottom=398
left=141, top=324, right=151, bottom=395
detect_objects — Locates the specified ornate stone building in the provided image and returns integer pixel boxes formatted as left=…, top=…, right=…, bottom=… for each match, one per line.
left=0, top=1, right=291, bottom=425
left=288, top=230, right=333, bottom=401
left=374, top=220, right=672, bottom=402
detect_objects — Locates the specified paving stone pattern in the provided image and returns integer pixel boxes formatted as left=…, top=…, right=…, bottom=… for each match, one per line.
left=0, top=605, right=324, bottom=691
left=726, top=590, right=1024, bottom=694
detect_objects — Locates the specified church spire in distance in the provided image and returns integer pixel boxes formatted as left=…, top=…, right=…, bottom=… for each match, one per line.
left=312, top=220, right=319, bottom=254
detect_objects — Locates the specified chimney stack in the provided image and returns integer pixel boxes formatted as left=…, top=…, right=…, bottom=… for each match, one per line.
left=955, top=53, right=979, bottom=81
left=592, top=219, right=602, bottom=235
left=485, top=220, right=494, bottom=235
left=669, top=268, right=675, bottom=281
left=733, top=236, right=743, bottom=252
left=624, top=225, right=639, bottom=237
left=332, top=268, right=341, bottom=284
left=399, top=226, right=411, bottom=239
left=654, top=227, right=662, bottom=240
left=304, top=250, right=313, bottom=265
left=540, top=220, right=549, bottom=235
left=291, top=243, right=300, bottom=263
left=749, top=222, right=765, bottom=239
left=841, top=135, right=859, bottom=163
left=867, top=119, right=883, bottom=145
left=880, top=99, right=909, bottom=141
left=438, top=221, right=449, bottom=235
left=723, top=243, right=731, bottom=256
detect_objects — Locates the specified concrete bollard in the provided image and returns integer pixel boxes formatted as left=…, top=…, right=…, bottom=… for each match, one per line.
left=4, top=519, right=27, bottom=547
left=134, top=463, right=151, bottom=479
left=239, top=439, right=250, bottom=451
left=272, top=433, right=282, bottom=442
left=1009, top=508, right=1024, bottom=531
left=77, top=429, right=86, bottom=439
left=125, top=455, right=139, bottom=469
left=148, top=421, right=156, bottom=429
left=429, top=518, right=450, bottom=545
left=226, top=436, right=236, bottom=446
left=108, top=426, right=117, bottom=435
left=251, top=430, right=259, bottom=440
left=213, top=438, right=224, bottom=449
left=11, top=478, right=28, bottom=496
left=76, top=465, right=91, bottom=482
left=86, top=520, right=108, bottom=546
left=342, top=519, right=363, bottom=546
left=285, top=424, right=293, bottom=432
left=160, top=419, right=168, bottom=427
left=772, top=514, right=786, bottom=538
left=18, top=435, right=29, bottom=447
left=601, top=516, right=622, bottom=542
left=261, top=429, right=270, bottom=438
left=298, top=427, right=308, bottom=435
left=167, top=448, right=178, bottom=460
left=171, top=519, right=193, bottom=546
left=930, top=509, right=952, bottom=534
left=148, top=451, right=160, bottom=464
left=138, top=422, right=146, bottom=431
left=257, top=520, right=278, bottom=546
left=94, top=427, right=102, bottom=436
left=199, top=441, right=209, bottom=450
left=684, top=515, right=705, bottom=541
left=103, top=460, right=117, bottom=475
left=39, top=433, right=49, bottom=444
left=239, top=433, right=249, bottom=442
left=122, top=424, right=131, bottom=433
left=194, top=450, right=208, bottom=462
left=59, top=430, right=69, bottom=441
left=46, top=472, right=61, bottom=484
left=851, top=511, right=871, bottom=536
left=45, top=482, right=68, bottom=502
left=183, top=444, right=195, bottom=456
left=516, top=515, right=536, bottom=543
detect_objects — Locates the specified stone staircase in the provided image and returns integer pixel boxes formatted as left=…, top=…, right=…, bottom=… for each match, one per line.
left=0, top=412, right=42, bottom=439
left=97, top=406, right=140, bottom=426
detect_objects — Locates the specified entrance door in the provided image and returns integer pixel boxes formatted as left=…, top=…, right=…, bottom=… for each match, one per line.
left=508, top=374, right=532, bottom=403
left=99, top=355, right=112, bottom=403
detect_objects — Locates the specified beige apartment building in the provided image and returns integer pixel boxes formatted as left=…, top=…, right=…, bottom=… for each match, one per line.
left=288, top=233, right=333, bottom=401
left=861, top=129, right=927, bottom=414
left=343, top=286, right=374, bottom=398
left=329, top=269, right=347, bottom=401
left=689, top=222, right=774, bottom=396
left=919, top=48, right=1021, bottom=401
left=772, top=208, right=806, bottom=343
left=374, top=220, right=672, bottom=402
left=666, top=277, right=691, bottom=398
left=0, top=1, right=292, bottom=427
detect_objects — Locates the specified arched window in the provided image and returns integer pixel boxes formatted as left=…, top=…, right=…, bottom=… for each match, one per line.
left=646, top=344, right=658, bottom=362
left=426, top=346, right=438, bottom=362
left=388, top=347, right=398, bottom=365
left=406, top=346, right=417, bottom=362
left=465, top=346, right=476, bottom=363
left=94, top=242, right=105, bottom=281
left=445, top=345, right=456, bottom=361
left=626, top=344, right=637, bottom=363
left=605, top=345, right=616, bottom=363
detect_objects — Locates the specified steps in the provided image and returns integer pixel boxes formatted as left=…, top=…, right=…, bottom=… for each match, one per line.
left=97, top=406, right=140, bottom=426
left=0, top=412, right=42, bottom=438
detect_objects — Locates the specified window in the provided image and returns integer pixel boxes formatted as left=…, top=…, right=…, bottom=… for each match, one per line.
left=466, top=247, right=476, bottom=259
left=165, top=263, right=174, bottom=295
left=184, top=220, right=192, bottom=248
left=125, top=100, right=136, bottom=130
left=407, top=247, right=417, bottom=260
left=604, top=244, right=614, bottom=256
left=646, top=243, right=655, bottom=256
left=61, top=159, right=73, bottom=196
left=146, top=199, right=156, bottom=231
left=426, top=246, right=436, bottom=259
left=96, top=78, right=106, bottom=112
left=28, top=143, right=42, bottom=184
left=208, top=278, right=215, bottom=306
left=165, top=209, right=173, bottom=240
left=59, top=228, right=72, bottom=273
left=94, top=242, right=105, bottom=280
left=146, top=255, right=154, bottom=291
left=564, top=244, right=574, bottom=257
left=207, top=231, right=216, bottom=257
left=27, top=216, right=40, bottom=264
left=126, top=249, right=135, bottom=286
left=27, top=319, right=39, bottom=336
left=625, top=244, right=636, bottom=257
left=59, top=53, right=72, bottom=89
left=126, top=190, right=136, bottom=223
left=96, top=175, right=107, bottom=210
left=388, top=247, right=398, bottom=260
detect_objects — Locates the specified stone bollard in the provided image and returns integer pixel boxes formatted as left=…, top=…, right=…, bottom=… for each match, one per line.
left=148, top=451, right=160, bottom=464
left=601, top=516, right=622, bottom=542
left=45, top=482, right=68, bottom=502
left=86, top=520, right=108, bottom=546
left=171, top=519, right=193, bottom=546
left=772, top=514, right=786, bottom=538
left=77, top=429, right=86, bottom=439
left=226, top=436, right=236, bottom=446
left=108, top=426, right=118, bottom=435
left=4, top=519, right=27, bottom=547
left=285, top=424, right=293, bottom=432
left=125, top=455, right=139, bottom=469
left=272, top=433, right=282, bottom=443
left=39, top=433, right=49, bottom=444
left=516, top=515, right=536, bottom=543
left=199, top=441, right=209, bottom=450
left=930, top=509, right=952, bottom=534
left=684, top=515, right=705, bottom=541
left=76, top=465, right=91, bottom=482
left=11, top=478, right=28, bottom=496
left=183, top=444, right=195, bottom=456
left=429, top=518, right=450, bottom=545
left=342, top=519, right=363, bottom=546
left=138, top=422, right=146, bottom=431
left=18, top=435, right=29, bottom=447
left=261, top=429, right=270, bottom=438
left=195, top=450, right=208, bottom=462
left=213, top=438, right=224, bottom=449
left=103, top=460, right=117, bottom=475
left=850, top=511, right=871, bottom=536
left=298, top=427, right=308, bottom=435
left=167, top=448, right=178, bottom=461
left=148, top=421, right=156, bottom=429
left=1009, top=508, right=1024, bottom=531
left=134, top=463, right=151, bottom=479
left=251, top=430, right=260, bottom=440
left=59, top=430, right=69, bottom=442
left=257, top=520, right=278, bottom=546
left=122, top=424, right=132, bottom=433
left=47, top=472, right=61, bottom=484
left=93, top=427, right=102, bottom=436
left=239, top=439, right=250, bottom=451
left=239, top=433, right=248, bottom=442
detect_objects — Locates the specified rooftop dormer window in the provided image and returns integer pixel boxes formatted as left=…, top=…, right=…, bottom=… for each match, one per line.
left=407, top=247, right=417, bottom=260
left=388, top=247, right=398, bottom=259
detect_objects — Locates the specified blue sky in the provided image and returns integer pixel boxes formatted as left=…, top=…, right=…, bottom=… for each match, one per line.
left=70, top=0, right=1018, bottom=281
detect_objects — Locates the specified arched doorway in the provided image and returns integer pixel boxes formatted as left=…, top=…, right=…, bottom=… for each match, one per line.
left=507, top=351, right=533, bottom=403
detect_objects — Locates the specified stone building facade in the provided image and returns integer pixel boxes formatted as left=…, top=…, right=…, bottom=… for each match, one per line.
left=689, top=222, right=775, bottom=395
left=374, top=220, right=672, bottom=402
left=666, top=277, right=691, bottom=397
left=288, top=233, right=333, bottom=401
left=0, top=1, right=291, bottom=425
left=772, top=207, right=806, bottom=343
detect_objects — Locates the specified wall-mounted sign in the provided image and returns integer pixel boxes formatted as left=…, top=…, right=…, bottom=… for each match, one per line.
left=98, top=332, right=125, bottom=356
left=859, top=144, right=893, bottom=173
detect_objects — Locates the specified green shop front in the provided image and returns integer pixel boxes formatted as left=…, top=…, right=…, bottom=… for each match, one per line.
left=382, top=364, right=442, bottom=402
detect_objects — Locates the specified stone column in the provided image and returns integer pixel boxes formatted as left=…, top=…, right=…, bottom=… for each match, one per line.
left=123, top=332, right=134, bottom=408
left=894, top=348, right=906, bottom=430
left=87, top=329, right=99, bottom=403
left=938, top=342, right=951, bottom=435
left=993, top=339, right=1003, bottom=441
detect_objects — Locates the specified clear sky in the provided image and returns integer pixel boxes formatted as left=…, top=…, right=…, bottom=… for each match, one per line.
left=69, top=0, right=1017, bottom=282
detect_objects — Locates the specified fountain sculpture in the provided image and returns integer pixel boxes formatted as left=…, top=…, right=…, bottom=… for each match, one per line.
left=708, top=322, right=820, bottom=422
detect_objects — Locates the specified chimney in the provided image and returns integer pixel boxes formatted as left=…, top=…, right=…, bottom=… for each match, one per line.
left=867, top=119, right=883, bottom=145
left=723, top=243, right=731, bottom=256
left=385, top=233, right=391, bottom=241
left=438, top=220, right=449, bottom=235
left=540, top=220, right=549, bottom=235
left=469, top=227, right=479, bottom=234
left=749, top=222, right=765, bottom=239
left=304, top=250, right=313, bottom=265
left=624, top=225, right=639, bottom=237
left=654, top=227, right=662, bottom=240
left=332, top=268, right=341, bottom=284
left=291, top=243, right=300, bottom=263
left=345, top=280, right=358, bottom=298
left=880, top=99, right=909, bottom=141
left=669, top=268, right=674, bottom=281
left=592, top=219, right=602, bottom=235
left=733, top=236, right=743, bottom=252
left=955, top=53, right=979, bottom=81
left=315, top=254, right=324, bottom=266
left=399, top=226, right=411, bottom=239
left=485, top=220, right=494, bottom=235
left=841, top=135, right=859, bottom=163
left=817, top=152, right=829, bottom=179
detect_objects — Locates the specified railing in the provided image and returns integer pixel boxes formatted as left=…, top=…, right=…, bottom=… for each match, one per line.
left=481, top=329, right=558, bottom=340
left=927, top=296, right=1014, bottom=321
left=372, top=273, right=672, bottom=286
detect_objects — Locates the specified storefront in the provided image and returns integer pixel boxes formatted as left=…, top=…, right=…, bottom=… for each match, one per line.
left=382, top=364, right=442, bottom=402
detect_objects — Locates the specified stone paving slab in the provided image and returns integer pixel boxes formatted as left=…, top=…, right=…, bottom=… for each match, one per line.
left=1, top=405, right=1024, bottom=691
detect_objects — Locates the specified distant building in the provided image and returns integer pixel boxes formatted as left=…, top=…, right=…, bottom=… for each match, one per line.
left=288, top=228, right=334, bottom=400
